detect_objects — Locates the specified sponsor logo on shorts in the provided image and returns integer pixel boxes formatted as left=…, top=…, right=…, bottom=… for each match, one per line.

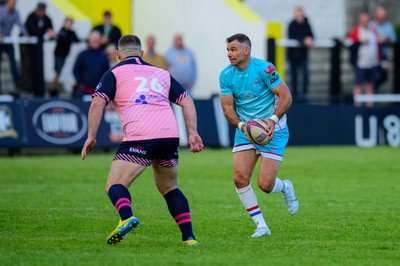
left=129, top=146, right=147, bottom=155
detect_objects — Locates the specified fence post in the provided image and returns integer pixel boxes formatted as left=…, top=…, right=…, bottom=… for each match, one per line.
left=267, top=38, right=276, bottom=65
left=330, top=39, right=342, bottom=104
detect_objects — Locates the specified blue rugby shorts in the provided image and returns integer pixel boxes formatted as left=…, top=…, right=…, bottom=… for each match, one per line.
left=232, top=126, right=289, bottom=161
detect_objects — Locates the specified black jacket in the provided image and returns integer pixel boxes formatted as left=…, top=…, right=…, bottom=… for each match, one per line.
left=54, top=27, right=79, bottom=57
left=92, top=24, right=121, bottom=49
left=25, top=12, right=53, bottom=42
left=287, top=17, right=314, bottom=61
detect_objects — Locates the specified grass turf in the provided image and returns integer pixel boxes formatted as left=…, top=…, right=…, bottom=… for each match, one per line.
left=0, top=146, right=399, bottom=265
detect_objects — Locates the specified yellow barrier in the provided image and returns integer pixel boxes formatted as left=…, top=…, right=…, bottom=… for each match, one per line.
left=51, top=0, right=131, bottom=35
left=266, top=22, right=285, bottom=80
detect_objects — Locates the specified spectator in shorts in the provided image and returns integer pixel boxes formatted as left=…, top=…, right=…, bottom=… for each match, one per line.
left=370, top=6, right=397, bottom=91
left=50, top=17, right=79, bottom=97
left=73, top=31, right=109, bottom=97
left=347, top=13, right=382, bottom=107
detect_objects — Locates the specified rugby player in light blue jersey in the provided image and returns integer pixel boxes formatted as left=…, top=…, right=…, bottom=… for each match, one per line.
left=219, top=33, right=298, bottom=238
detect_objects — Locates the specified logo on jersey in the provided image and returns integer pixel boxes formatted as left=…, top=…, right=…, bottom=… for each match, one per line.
left=268, top=72, right=280, bottom=84
left=135, top=95, right=148, bottom=104
left=237, top=91, right=257, bottom=100
left=265, top=65, right=276, bottom=74
left=95, top=82, right=102, bottom=92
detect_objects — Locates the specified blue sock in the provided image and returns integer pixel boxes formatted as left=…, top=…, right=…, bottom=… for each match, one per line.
left=164, top=188, right=194, bottom=241
left=108, top=184, right=133, bottom=220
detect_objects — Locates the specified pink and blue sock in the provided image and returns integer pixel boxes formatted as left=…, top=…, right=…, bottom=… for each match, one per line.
left=164, top=188, right=194, bottom=241
left=108, top=184, right=133, bottom=220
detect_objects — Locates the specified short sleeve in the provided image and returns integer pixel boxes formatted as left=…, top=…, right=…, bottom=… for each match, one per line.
left=92, top=69, right=116, bottom=104
left=261, top=63, right=282, bottom=90
left=219, top=71, right=233, bottom=95
left=169, top=76, right=188, bottom=104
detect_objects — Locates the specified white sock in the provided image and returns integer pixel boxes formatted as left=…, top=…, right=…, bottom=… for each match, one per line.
left=269, top=177, right=285, bottom=194
left=236, top=184, right=267, bottom=229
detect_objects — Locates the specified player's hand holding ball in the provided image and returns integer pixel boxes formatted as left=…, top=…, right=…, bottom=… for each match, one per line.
left=239, top=116, right=278, bottom=146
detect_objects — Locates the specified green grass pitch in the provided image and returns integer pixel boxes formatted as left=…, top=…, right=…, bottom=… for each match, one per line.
left=0, top=146, right=399, bottom=265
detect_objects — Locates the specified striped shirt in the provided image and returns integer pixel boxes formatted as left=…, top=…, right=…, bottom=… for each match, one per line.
left=93, top=56, right=188, bottom=142
left=0, top=5, right=27, bottom=36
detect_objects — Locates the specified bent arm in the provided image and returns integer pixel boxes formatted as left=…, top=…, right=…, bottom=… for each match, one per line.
left=220, top=94, right=241, bottom=128
left=270, top=82, right=293, bottom=119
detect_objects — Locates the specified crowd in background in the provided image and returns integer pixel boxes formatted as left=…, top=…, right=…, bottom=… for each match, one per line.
left=0, top=0, right=398, bottom=106
left=286, top=5, right=398, bottom=107
left=0, top=1, right=197, bottom=99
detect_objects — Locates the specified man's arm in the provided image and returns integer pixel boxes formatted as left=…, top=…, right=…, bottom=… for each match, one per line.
left=261, top=81, right=293, bottom=140
left=81, top=97, right=107, bottom=160
left=220, top=94, right=242, bottom=129
left=176, top=96, right=203, bottom=153
left=270, top=81, right=293, bottom=119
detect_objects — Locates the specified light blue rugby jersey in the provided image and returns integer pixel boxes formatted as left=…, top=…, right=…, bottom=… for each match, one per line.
left=219, top=57, right=287, bottom=128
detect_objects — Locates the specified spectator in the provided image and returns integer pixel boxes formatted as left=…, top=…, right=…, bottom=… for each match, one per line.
left=21, top=2, right=56, bottom=97
left=50, top=17, right=79, bottom=97
left=105, top=43, right=118, bottom=68
left=347, top=13, right=381, bottom=107
left=0, top=0, right=27, bottom=95
left=165, top=33, right=197, bottom=97
left=370, top=6, right=397, bottom=91
left=142, top=35, right=168, bottom=70
left=92, top=10, right=122, bottom=50
left=73, top=31, right=109, bottom=98
left=287, top=6, right=314, bottom=101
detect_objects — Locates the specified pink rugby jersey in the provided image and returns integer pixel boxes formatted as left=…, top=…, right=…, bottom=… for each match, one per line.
left=93, top=56, right=188, bottom=142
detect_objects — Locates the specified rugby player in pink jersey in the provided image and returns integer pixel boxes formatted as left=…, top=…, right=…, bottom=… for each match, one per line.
left=81, top=35, right=203, bottom=246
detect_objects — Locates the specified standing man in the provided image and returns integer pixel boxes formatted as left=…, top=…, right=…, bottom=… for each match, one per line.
left=21, top=2, right=56, bottom=97
left=347, top=13, right=381, bottom=107
left=287, top=6, right=314, bottom=101
left=370, top=6, right=397, bottom=91
left=72, top=31, right=109, bottom=97
left=81, top=35, right=203, bottom=246
left=219, top=33, right=298, bottom=238
left=92, top=10, right=122, bottom=50
left=0, top=0, right=27, bottom=94
left=50, top=17, right=79, bottom=97
left=142, top=35, right=168, bottom=70
left=165, top=33, right=196, bottom=97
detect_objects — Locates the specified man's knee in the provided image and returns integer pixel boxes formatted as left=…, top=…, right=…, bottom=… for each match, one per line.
left=233, top=173, right=250, bottom=188
left=258, top=179, right=275, bottom=193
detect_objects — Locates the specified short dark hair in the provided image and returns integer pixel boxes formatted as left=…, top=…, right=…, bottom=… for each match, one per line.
left=226, top=33, right=251, bottom=48
left=37, top=2, right=46, bottom=9
left=118, top=35, right=142, bottom=55
left=104, top=10, right=112, bottom=17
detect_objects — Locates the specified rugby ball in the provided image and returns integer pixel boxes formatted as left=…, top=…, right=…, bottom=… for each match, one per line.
left=245, top=119, right=271, bottom=145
